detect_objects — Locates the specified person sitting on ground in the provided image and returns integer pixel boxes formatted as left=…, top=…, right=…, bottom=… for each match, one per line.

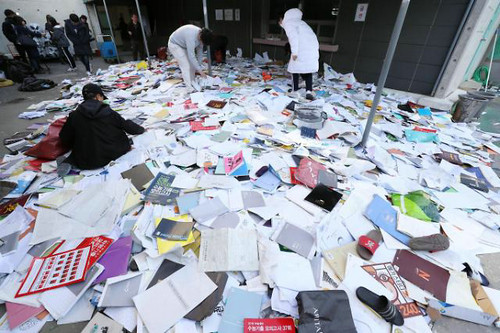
left=168, top=25, right=213, bottom=90
left=2, top=9, right=28, bottom=63
left=210, top=34, right=228, bottom=64
left=59, top=83, right=145, bottom=171
left=13, top=16, right=42, bottom=73
left=65, top=13, right=92, bottom=75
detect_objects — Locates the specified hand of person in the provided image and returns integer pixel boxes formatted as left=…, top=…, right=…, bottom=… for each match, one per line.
left=128, top=31, right=132, bottom=35
left=292, top=54, right=298, bottom=61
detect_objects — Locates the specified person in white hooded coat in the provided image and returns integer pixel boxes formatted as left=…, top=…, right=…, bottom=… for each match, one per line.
left=280, top=8, right=319, bottom=100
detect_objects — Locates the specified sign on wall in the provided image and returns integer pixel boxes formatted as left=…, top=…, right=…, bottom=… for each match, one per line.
left=235, top=9, right=240, bottom=21
left=224, top=9, right=233, bottom=21
left=215, top=9, right=223, bottom=21
left=355, top=3, right=368, bottom=22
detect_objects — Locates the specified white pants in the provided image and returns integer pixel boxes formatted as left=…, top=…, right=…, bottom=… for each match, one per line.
left=168, top=42, right=195, bottom=88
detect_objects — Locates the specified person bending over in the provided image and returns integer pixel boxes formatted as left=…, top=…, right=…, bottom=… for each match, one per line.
left=279, top=8, right=319, bottom=101
left=2, top=9, right=28, bottom=63
left=59, top=83, right=145, bottom=170
left=168, top=25, right=213, bottom=90
left=210, top=34, right=228, bottom=64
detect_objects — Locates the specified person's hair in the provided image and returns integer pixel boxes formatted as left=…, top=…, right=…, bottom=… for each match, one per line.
left=69, top=13, right=79, bottom=23
left=200, top=28, right=213, bottom=46
left=132, top=13, right=138, bottom=17
left=46, top=15, right=57, bottom=26
left=13, top=16, right=24, bottom=26
left=80, top=15, right=87, bottom=21
left=4, top=9, right=15, bottom=17
left=83, top=91, right=101, bottom=100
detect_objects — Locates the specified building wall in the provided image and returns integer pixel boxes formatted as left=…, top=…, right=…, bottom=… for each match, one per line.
left=0, top=0, right=92, bottom=56
left=332, top=0, right=471, bottom=95
left=206, top=0, right=254, bottom=58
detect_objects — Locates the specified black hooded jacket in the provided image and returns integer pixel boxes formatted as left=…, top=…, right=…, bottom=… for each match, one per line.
left=60, top=99, right=145, bottom=170
left=64, top=19, right=92, bottom=55
left=2, top=17, right=17, bottom=43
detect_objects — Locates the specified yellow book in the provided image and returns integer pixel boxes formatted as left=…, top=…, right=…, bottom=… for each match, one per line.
left=155, top=215, right=195, bottom=254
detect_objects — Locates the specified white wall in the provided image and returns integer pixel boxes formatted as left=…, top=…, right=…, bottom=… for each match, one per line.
left=0, top=0, right=92, bottom=56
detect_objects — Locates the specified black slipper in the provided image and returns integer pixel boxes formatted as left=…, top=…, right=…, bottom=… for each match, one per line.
left=356, top=287, right=404, bottom=326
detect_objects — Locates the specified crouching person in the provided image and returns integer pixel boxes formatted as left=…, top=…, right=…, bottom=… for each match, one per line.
left=59, top=83, right=145, bottom=171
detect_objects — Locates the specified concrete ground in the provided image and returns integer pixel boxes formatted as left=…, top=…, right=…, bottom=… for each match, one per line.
left=1, top=57, right=500, bottom=332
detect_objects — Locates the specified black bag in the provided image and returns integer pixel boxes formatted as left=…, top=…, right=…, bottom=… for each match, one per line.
left=296, top=290, right=357, bottom=333
left=18, top=77, right=56, bottom=92
left=6, top=60, right=34, bottom=83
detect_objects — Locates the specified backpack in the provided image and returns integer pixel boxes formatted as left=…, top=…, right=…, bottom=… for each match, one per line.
left=18, top=77, right=56, bottom=92
left=6, top=60, right=34, bottom=83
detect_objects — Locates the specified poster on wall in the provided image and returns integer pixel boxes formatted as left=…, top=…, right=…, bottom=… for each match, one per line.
left=235, top=9, right=240, bottom=21
left=224, top=9, right=233, bottom=21
left=215, top=9, right=223, bottom=21
left=354, top=3, right=368, bottom=22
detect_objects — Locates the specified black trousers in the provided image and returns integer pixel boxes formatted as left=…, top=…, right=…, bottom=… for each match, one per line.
left=293, top=73, right=313, bottom=91
left=77, top=55, right=91, bottom=71
left=14, top=44, right=28, bottom=63
left=25, top=46, right=40, bottom=72
left=131, top=39, right=144, bottom=61
left=59, top=47, right=76, bottom=68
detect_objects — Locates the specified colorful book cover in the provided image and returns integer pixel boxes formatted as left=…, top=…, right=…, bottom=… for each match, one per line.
left=143, top=172, right=180, bottom=205
left=224, top=151, right=244, bottom=175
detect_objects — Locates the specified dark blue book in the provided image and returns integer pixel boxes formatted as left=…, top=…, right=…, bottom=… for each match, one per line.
left=143, top=172, right=180, bottom=205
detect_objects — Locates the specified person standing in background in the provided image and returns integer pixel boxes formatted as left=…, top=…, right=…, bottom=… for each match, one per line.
left=45, top=15, right=56, bottom=33
left=65, top=13, right=92, bottom=75
left=168, top=25, right=213, bottom=91
left=127, top=14, right=144, bottom=61
left=279, top=8, right=319, bottom=101
left=117, top=15, right=129, bottom=48
left=13, top=16, right=42, bottom=73
left=47, top=17, right=76, bottom=72
left=2, top=9, right=28, bottom=63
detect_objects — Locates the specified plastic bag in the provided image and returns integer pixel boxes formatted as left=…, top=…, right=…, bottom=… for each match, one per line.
left=296, top=290, right=357, bottom=333
left=24, top=118, right=69, bottom=160
left=391, top=190, right=440, bottom=222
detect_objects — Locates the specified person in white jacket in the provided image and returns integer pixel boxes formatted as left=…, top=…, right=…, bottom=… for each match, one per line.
left=280, top=8, right=319, bottom=100
left=168, top=25, right=213, bottom=90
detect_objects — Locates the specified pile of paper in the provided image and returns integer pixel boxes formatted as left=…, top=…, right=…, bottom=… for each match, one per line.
left=0, top=54, right=499, bottom=332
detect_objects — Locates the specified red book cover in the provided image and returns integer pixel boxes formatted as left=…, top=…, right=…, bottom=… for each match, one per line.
left=190, top=121, right=219, bottom=131
left=244, top=318, right=295, bottom=333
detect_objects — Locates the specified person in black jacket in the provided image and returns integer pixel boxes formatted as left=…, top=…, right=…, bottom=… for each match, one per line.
left=127, top=14, right=144, bottom=61
left=47, top=17, right=76, bottom=71
left=2, top=9, right=27, bottom=63
left=65, top=13, right=92, bottom=75
left=13, top=16, right=42, bottom=73
left=59, top=83, right=145, bottom=170
left=210, top=34, right=228, bottom=64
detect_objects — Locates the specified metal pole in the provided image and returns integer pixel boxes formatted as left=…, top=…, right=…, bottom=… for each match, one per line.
left=202, top=0, right=212, bottom=76
left=134, top=0, right=151, bottom=66
left=361, top=0, right=410, bottom=147
left=102, top=0, right=120, bottom=63
left=484, top=28, right=499, bottom=91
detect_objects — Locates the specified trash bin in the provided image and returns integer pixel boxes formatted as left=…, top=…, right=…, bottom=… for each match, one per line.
left=452, top=94, right=489, bottom=123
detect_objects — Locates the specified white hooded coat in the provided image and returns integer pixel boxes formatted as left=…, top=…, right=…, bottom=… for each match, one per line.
left=282, top=8, right=319, bottom=74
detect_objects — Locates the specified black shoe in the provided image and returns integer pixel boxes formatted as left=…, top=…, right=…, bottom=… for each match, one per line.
left=306, top=92, right=315, bottom=101
left=356, top=287, right=404, bottom=326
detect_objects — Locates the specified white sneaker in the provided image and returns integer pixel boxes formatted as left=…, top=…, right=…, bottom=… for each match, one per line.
left=86, top=71, right=92, bottom=76
left=67, top=67, right=76, bottom=72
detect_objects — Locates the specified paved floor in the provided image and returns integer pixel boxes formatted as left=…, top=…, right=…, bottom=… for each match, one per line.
left=1, top=58, right=499, bottom=332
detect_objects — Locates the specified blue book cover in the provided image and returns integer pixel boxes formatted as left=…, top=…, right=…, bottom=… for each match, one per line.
left=253, top=168, right=281, bottom=193
left=218, top=288, right=262, bottom=333
left=364, top=194, right=411, bottom=245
